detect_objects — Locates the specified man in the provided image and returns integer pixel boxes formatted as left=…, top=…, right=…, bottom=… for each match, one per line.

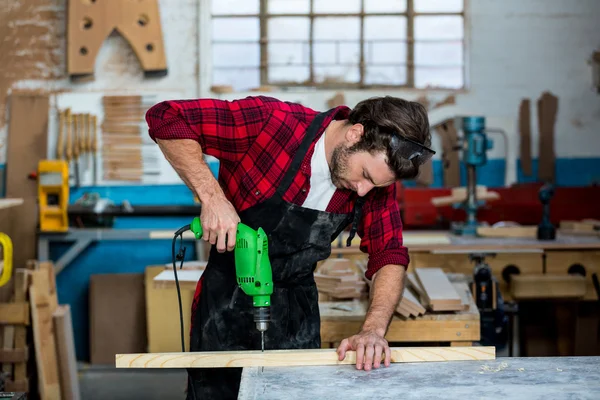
left=146, top=95, right=433, bottom=399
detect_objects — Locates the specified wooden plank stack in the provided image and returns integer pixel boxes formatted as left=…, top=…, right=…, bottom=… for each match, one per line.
left=101, top=95, right=146, bottom=182
left=411, top=268, right=469, bottom=312
left=315, top=259, right=368, bottom=300
left=0, top=261, right=80, bottom=399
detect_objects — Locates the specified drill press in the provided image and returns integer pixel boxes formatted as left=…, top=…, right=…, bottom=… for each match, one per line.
left=452, top=116, right=494, bottom=236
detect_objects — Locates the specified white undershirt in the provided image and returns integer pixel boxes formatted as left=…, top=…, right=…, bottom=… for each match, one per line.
left=302, top=132, right=337, bottom=211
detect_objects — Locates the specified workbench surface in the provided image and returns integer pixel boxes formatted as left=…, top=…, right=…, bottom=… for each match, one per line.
left=238, top=356, right=600, bottom=399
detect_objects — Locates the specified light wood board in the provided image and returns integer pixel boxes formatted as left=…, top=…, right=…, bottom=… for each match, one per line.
left=415, top=268, right=463, bottom=311
left=115, top=346, right=495, bottom=368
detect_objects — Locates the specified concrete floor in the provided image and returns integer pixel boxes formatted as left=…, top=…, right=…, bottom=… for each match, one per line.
left=78, top=364, right=188, bottom=400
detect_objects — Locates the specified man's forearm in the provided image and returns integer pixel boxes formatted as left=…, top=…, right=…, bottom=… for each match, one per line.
left=156, top=138, right=224, bottom=203
left=361, top=264, right=406, bottom=337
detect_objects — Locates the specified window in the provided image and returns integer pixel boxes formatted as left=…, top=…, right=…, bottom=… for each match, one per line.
left=211, top=0, right=465, bottom=91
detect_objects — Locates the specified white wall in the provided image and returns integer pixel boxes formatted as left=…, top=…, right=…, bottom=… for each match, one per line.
left=2, top=0, right=599, bottom=186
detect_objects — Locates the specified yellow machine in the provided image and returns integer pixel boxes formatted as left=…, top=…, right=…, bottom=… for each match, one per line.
left=0, top=232, right=12, bottom=287
left=38, top=159, right=70, bottom=232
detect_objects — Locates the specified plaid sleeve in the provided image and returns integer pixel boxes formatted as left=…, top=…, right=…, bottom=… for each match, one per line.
left=358, top=183, right=410, bottom=280
left=145, top=96, right=270, bottom=164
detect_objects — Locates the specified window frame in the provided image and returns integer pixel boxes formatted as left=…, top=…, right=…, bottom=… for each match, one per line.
left=209, top=0, right=467, bottom=91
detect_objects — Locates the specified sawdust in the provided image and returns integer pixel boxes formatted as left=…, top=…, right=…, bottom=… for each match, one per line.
left=479, top=362, right=509, bottom=374
left=0, top=0, right=63, bottom=138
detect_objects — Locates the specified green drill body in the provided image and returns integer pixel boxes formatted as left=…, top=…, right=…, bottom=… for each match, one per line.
left=189, top=217, right=273, bottom=349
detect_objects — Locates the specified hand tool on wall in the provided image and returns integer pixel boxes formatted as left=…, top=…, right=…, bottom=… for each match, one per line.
left=56, top=109, right=66, bottom=160
left=73, top=113, right=82, bottom=187
left=65, top=109, right=74, bottom=185
left=67, top=0, right=168, bottom=80
left=171, top=218, right=274, bottom=352
left=90, top=114, right=98, bottom=185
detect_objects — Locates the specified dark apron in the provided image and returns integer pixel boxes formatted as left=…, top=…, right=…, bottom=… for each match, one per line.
left=186, top=110, right=362, bottom=399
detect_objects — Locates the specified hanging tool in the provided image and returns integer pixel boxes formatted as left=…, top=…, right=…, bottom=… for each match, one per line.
left=0, top=232, right=13, bottom=287
left=90, top=114, right=98, bottom=185
left=73, top=113, right=81, bottom=187
left=171, top=217, right=273, bottom=352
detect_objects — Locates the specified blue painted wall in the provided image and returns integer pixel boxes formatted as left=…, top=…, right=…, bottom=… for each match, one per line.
left=2, top=157, right=599, bottom=361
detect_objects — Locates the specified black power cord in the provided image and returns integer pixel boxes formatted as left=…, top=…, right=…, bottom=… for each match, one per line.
left=172, top=224, right=198, bottom=400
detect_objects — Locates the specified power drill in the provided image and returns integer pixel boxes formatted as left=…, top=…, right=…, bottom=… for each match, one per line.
left=189, top=217, right=273, bottom=351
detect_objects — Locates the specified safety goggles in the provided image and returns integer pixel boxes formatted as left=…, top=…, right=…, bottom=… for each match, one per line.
left=389, top=134, right=436, bottom=166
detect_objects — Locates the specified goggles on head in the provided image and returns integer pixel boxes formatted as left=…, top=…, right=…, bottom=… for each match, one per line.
left=389, top=134, right=436, bottom=166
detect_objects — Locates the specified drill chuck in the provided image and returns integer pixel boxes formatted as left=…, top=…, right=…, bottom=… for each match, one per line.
left=254, top=306, right=270, bottom=332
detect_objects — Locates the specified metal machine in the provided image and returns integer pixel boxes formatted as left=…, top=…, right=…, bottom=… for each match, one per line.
left=452, top=116, right=499, bottom=236
left=37, top=160, right=70, bottom=232
left=171, top=217, right=273, bottom=352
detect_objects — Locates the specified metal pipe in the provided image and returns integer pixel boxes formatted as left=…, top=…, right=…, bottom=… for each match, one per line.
left=484, top=128, right=509, bottom=187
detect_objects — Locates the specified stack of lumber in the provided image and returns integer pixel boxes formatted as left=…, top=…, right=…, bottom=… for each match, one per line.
left=395, top=286, right=426, bottom=318
left=101, top=95, right=146, bottom=182
left=315, top=259, right=367, bottom=300
left=559, top=219, right=600, bottom=236
left=0, top=261, right=80, bottom=399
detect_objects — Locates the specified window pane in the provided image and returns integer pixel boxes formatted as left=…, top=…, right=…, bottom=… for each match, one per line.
left=365, top=0, right=407, bottom=13
left=269, top=66, right=310, bottom=84
left=268, top=43, right=309, bottom=66
left=268, top=0, right=310, bottom=14
left=364, top=16, right=407, bottom=40
left=314, top=0, right=360, bottom=14
left=314, top=65, right=360, bottom=84
left=365, top=42, right=407, bottom=64
left=212, top=0, right=259, bottom=15
left=414, top=16, right=463, bottom=40
left=313, top=42, right=360, bottom=65
left=213, top=68, right=260, bottom=91
left=414, top=0, right=463, bottom=13
left=314, top=17, right=361, bottom=40
left=212, top=17, right=259, bottom=41
left=213, top=43, right=260, bottom=67
left=268, top=17, right=310, bottom=40
left=415, top=67, right=463, bottom=88
left=415, top=42, right=463, bottom=66
left=365, top=66, right=407, bottom=85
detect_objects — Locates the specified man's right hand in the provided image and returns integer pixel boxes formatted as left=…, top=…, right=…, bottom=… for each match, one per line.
left=200, top=193, right=241, bottom=253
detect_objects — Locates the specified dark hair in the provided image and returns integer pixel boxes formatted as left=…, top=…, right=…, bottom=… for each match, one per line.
left=347, top=96, right=431, bottom=180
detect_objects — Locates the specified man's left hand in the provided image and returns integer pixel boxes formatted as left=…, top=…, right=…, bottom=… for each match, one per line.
left=336, top=330, right=391, bottom=371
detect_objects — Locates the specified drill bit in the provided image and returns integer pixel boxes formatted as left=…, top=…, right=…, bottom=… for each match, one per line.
left=261, top=331, right=265, bottom=352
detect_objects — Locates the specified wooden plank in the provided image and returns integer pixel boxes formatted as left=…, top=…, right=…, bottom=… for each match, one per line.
left=436, top=121, right=460, bottom=188
left=13, top=269, right=29, bottom=383
left=6, top=93, right=49, bottom=272
left=0, top=303, right=30, bottom=325
left=519, top=98, right=532, bottom=176
left=0, top=348, right=28, bottom=363
left=537, top=91, right=558, bottom=183
left=415, top=268, right=462, bottom=311
left=510, top=274, right=587, bottom=300
left=115, top=346, right=495, bottom=368
left=476, top=226, right=537, bottom=238
left=30, top=263, right=62, bottom=400
left=53, top=305, right=81, bottom=400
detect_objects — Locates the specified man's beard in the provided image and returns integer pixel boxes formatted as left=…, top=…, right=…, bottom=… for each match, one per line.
left=329, top=143, right=352, bottom=189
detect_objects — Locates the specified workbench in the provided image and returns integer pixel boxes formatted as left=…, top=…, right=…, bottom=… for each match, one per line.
left=319, top=277, right=479, bottom=347
left=238, top=356, right=600, bottom=399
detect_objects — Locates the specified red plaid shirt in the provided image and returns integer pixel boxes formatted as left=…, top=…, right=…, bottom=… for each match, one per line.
left=146, top=95, right=409, bottom=278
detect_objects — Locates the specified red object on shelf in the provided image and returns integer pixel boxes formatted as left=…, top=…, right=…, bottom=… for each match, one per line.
left=397, top=182, right=600, bottom=229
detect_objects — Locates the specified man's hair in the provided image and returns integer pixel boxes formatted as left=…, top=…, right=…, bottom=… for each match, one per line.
left=346, top=96, right=431, bottom=180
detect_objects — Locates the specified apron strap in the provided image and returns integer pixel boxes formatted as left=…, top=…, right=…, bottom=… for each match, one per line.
left=346, top=195, right=366, bottom=246
left=275, top=110, right=335, bottom=198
